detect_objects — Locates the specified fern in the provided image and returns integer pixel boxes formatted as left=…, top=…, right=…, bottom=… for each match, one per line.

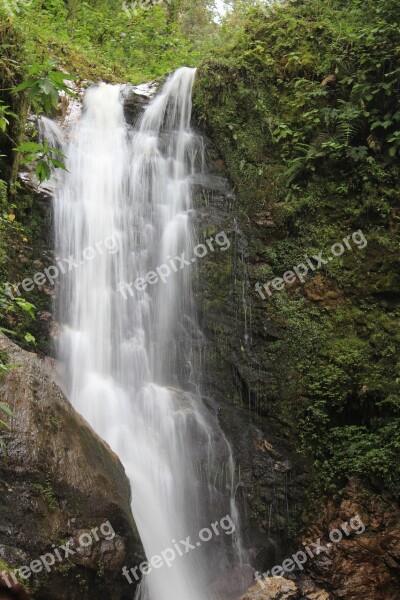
left=285, top=155, right=308, bottom=185
left=336, top=119, right=360, bottom=146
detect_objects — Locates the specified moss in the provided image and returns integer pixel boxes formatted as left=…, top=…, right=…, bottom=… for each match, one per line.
left=0, top=558, right=12, bottom=573
left=0, top=559, right=31, bottom=590
left=34, top=477, right=58, bottom=511
left=193, top=0, right=400, bottom=499
left=75, top=572, right=90, bottom=594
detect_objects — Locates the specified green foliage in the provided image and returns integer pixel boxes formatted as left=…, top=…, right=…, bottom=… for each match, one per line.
left=34, top=477, right=58, bottom=511
left=194, top=0, right=400, bottom=498
left=14, top=141, right=67, bottom=183
left=0, top=285, right=37, bottom=347
left=23, top=331, right=35, bottom=344
left=12, top=60, right=76, bottom=113
left=9, top=297, right=35, bottom=319
left=0, top=23, right=66, bottom=353
left=0, top=178, right=41, bottom=349
left=316, top=422, right=400, bottom=497
left=7, top=61, right=71, bottom=182
left=195, top=0, right=400, bottom=200
left=12, top=0, right=218, bottom=84
left=0, top=101, right=18, bottom=134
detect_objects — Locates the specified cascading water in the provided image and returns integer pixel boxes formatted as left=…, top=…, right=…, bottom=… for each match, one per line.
left=50, top=67, right=244, bottom=600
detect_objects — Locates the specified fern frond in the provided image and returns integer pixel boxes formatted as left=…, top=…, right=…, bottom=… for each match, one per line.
left=336, top=119, right=360, bottom=145
left=285, top=156, right=307, bottom=185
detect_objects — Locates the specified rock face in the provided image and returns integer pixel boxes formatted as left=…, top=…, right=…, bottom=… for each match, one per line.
left=302, top=478, right=400, bottom=600
left=191, top=157, right=310, bottom=569
left=0, top=333, right=143, bottom=599
left=121, top=82, right=158, bottom=126
left=238, top=478, right=400, bottom=599
left=190, top=135, right=400, bottom=598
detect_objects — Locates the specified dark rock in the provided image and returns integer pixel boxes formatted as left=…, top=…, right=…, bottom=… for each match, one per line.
left=121, top=83, right=158, bottom=126
left=0, top=333, right=143, bottom=599
left=190, top=144, right=311, bottom=571
left=189, top=121, right=400, bottom=599
left=208, top=563, right=255, bottom=598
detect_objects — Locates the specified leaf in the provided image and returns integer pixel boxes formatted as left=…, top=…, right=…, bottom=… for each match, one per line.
left=15, top=142, right=43, bottom=153
left=8, top=214, right=15, bottom=222
left=0, top=327, right=17, bottom=336
left=0, top=402, right=13, bottom=418
left=12, top=79, right=37, bottom=93
left=20, top=153, right=40, bottom=165
left=49, top=147, right=67, bottom=158
left=14, top=298, right=36, bottom=316
left=50, top=159, right=68, bottom=171
left=336, top=120, right=359, bottom=145
left=24, top=333, right=36, bottom=344
left=49, top=71, right=76, bottom=83
left=27, top=63, right=46, bottom=76
left=39, top=77, right=55, bottom=95
left=35, top=161, right=51, bottom=183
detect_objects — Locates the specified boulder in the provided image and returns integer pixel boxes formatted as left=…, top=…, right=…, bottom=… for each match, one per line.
left=0, top=333, right=143, bottom=599
left=121, top=83, right=158, bottom=126
left=240, top=576, right=297, bottom=599
left=240, top=576, right=330, bottom=600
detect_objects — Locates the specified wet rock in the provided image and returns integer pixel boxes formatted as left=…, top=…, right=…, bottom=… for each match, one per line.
left=208, top=563, right=255, bottom=598
left=71, top=530, right=126, bottom=572
left=0, top=333, right=143, bottom=599
left=302, top=478, right=400, bottom=600
left=121, top=82, right=158, bottom=125
left=189, top=173, right=230, bottom=192
left=190, top=149, right=311, bottom=569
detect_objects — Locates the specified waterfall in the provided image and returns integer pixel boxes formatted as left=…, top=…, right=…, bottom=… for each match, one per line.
left=50, top=67, right=244, bottom=600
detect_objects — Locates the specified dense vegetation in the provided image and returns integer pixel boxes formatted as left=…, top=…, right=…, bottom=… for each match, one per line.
left=3, top=0, right=217, bottom=83
left=194, top=0, right=400, bottom=498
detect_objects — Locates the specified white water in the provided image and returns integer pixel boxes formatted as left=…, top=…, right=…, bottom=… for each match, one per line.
left=50, top=68, right=243, bottom=600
